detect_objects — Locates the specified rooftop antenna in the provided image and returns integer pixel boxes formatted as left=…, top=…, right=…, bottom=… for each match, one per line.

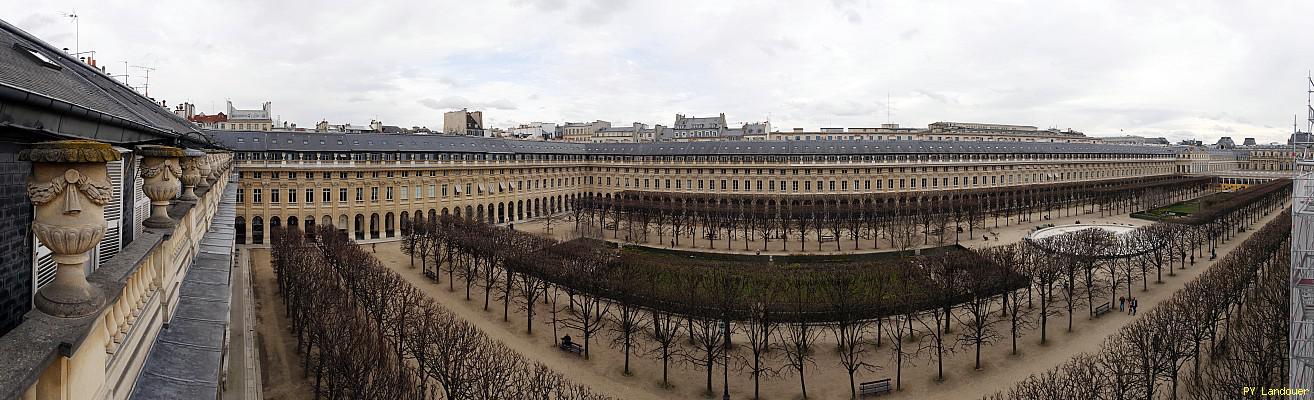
left=117, top=61, right=131, bottom=86
left=886, top=93, right=891, bottom=124
left=130, top=65, right=156, bottom=97
left=61, top=11, right=78, bottom=56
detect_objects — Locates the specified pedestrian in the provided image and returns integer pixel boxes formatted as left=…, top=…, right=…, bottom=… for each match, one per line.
left=1119, top=296, right=1125, bottom=312
left=372, top=243, right=376, bottom=253
left=1131, top=298, right=1138, bottom=315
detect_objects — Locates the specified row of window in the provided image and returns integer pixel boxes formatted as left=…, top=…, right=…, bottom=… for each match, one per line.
left=237, top=177, right=577, bottom=205
left=236, top=165, right=1170, bottom=206
left=236, top=151, right=1173, bottom=163
left=241, top=167, right=581, bottom=181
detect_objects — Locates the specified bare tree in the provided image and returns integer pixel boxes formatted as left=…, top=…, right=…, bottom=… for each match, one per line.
left=735, top=301, right=779, bottom=400
left=777, top=277, right=823, bottom=398
left=646, top=308, right=685, bottom=389
left=825, top=275, right=879, bottom=397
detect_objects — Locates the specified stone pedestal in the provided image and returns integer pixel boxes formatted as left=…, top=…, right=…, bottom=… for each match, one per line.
left=20, top=140, right=121, bottom=318
left=137, top=145, right=184, bottom=229
left=179, top=149, right=205, bottom=201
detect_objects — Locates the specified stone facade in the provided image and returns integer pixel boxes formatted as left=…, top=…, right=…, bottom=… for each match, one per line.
left=225, top=132, right=1198, bottom=245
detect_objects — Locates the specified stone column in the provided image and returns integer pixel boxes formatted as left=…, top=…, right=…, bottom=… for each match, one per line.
left=179, top=149, right=204, bottom=201
left=195, top=151, right=213, bottom=190
left=20, top=140, right=120, bottom=317
left=138, top=145, right=185, bottom=229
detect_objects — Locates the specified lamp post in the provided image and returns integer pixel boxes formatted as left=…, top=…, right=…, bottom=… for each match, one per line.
left=723, top=316, right=731, bottom=400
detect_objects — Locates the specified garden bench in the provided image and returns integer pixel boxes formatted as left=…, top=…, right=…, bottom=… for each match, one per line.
left=859, top=378, right=893, bottom=397
left=559, top=341, right=584, bottom=356
left=1094, top=301, right=1112, bottom=317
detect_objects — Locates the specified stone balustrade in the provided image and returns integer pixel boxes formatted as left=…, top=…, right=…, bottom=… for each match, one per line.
left=0, top=146, right=234, bottom=400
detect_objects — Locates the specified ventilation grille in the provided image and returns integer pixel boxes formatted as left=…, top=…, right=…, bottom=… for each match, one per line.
left=133, top=155, right=149, bottom=240
left=97, top=157, right=126, bottom=270
left=35, top=244, right=54, bottom=291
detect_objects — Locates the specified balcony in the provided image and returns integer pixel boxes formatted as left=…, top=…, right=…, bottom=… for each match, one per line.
left=0, top=151, right=236, bottom=400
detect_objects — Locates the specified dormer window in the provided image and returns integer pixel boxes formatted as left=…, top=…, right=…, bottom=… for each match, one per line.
left=14, top=43, right=61, bottom=70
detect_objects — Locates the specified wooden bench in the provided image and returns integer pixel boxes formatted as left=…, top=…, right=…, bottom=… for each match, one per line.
left=559, top=341, right=584, bottom=356
left=1094, top=302, right=1112, bottom=317
left=859, top=378, right=893, bottom=397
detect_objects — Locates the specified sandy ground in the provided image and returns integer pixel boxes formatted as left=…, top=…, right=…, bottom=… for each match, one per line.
left=250, top=249, right=315, bottom=400
left=362, top=203, right=1282, bottom=399
left=238, top=193, right=1279, bottom=399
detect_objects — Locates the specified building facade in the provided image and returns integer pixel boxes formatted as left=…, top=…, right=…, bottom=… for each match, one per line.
left=443, top=108, right=485, bottom=136
left=510, top=122, right=557, bottom=140
left=561, top=120, right=612, bottom=142
left=1097, top=135, right=1171, bottom=146
left=1238, top=145, right=1299, bottom=172
left=218, top=101, right=273, bottom=131
left=218, top=131, right=1209, bottom=245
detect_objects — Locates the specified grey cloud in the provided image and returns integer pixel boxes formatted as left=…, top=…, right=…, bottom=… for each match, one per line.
left=419, top=96, right=518, bottom=111
left=5, top=1, right=1310, bottom=143
left=575, top=0, right=631, bottom=23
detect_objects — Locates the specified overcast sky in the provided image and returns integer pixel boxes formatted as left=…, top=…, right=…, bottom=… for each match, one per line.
left=5, top=1, right=1312, bottom=143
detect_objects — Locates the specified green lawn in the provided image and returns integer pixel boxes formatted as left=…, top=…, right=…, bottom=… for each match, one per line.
left=1134, top=192, right=1231, bottom=221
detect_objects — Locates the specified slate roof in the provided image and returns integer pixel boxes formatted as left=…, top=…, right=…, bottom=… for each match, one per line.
left=214, top=130, right=1179, bottom=156
left=0, top=19, right=208, bottom=144
left=130, top=178, right=236, bottom=400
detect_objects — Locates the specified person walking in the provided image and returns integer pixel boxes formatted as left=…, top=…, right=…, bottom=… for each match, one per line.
left=1130, top=298, right=1138, bottom=315
left=1119, top=296, right=1125, bottom=312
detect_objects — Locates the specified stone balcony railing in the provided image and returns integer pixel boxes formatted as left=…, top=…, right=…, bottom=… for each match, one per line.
left=0, top=144, right=234, bottom=400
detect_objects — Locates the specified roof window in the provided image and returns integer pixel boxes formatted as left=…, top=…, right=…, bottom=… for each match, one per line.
left=14, top=43, right=61, bottom=70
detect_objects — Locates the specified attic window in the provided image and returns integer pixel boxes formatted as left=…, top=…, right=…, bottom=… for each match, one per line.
left=14, top=44, right=61, bottom=70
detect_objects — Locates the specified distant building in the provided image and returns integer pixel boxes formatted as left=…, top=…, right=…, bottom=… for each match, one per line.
left=924, top=121, right=1095, bottom=143
left=1243, top=137, right=1257, bottom=146
left=443, top=108, right=485, bottom=136
left=561, top=120, right=611, bottom=142
left=314, top=120, right=374, bottom=133
left=1290, top=131, right=1313, bottom=146
left=1097, top=135, right=1171, bottom=146
left=188, top=113, right=228, bottom=129
left=1216, top=137, right=1236, bottom=148
left=219, top=101, right=273, bottom=131
left=590, top=123, right=650, bottom=143
left=1236, top=145, right=1298, bottom=171
left=739, top=122, right=771, bottom=140
left=773, top=124, right=920, bottom=141
left=510, top=122, right=557, bottom=140
left=667, top=113, right=730, bottom=141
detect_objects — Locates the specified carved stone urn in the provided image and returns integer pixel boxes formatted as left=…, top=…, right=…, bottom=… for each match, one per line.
left=195, top=151, right=213, bottom=190
left=204, top=149, right=224, bottom=186
left=20, top=140, right=121, bottom=318
left=137, top=145, right=185, bottom=228
left=178, top=149, right=205, bottom=201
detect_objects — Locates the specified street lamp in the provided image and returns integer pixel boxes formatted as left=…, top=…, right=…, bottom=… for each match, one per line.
left=723, top=315, right=731, bottom=400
